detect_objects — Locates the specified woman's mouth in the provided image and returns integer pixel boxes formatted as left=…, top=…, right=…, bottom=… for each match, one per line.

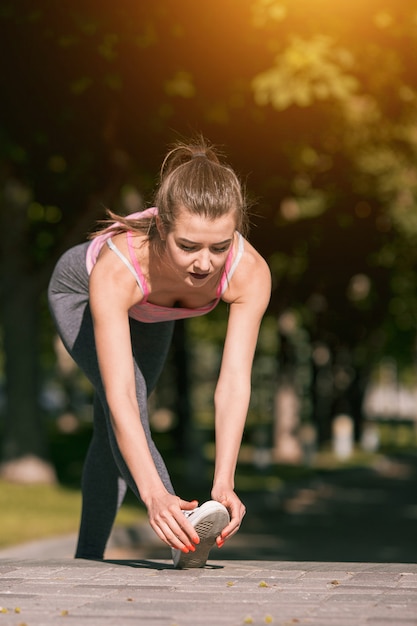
left=190, top=272, right=209, bottom=280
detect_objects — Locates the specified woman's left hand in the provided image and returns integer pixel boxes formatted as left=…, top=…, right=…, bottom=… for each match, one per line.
left=210, top=486, right=246, bottom=548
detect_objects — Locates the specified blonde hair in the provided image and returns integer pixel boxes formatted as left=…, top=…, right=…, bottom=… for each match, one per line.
left=90, top=136, right=249, bottom=246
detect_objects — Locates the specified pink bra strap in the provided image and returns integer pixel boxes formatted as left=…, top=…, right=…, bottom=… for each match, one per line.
left=216, top=233, right=243, bottom=297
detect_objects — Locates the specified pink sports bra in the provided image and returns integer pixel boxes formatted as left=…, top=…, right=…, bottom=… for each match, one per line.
left=86, top=208, right=244, bottom=323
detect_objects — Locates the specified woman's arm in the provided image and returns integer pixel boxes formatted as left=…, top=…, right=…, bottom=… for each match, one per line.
left=212, top=245, right=271, bottom=545
left=89, top=250, right=199, bottom=552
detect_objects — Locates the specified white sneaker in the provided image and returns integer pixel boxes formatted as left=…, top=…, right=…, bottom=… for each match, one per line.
left=172, top=500, right=230, bottom=569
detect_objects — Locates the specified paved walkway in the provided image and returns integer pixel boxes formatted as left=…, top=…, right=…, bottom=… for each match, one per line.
left=1, top=452, right=417, bottom=624
left=1, top=557, right=417, bottom=625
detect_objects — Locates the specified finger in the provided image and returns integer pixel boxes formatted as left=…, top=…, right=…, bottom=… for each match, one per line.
left=216, top=507, right=246, bottom=545
left=149, top=519, right=175, bottom=548
left=165, top=504, right=203, bottom=546
left=220, top=519, right=240, bottom=540
left=178, top=498, right=199, bottom=512
left=151, top=517, right=197, bottom=551
left=176, top=514, right=200, bottom=545
left=216, top=525, right=238, bottom=547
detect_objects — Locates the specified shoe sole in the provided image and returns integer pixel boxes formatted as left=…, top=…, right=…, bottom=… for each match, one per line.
left=173, top=504, right=229, bottom=569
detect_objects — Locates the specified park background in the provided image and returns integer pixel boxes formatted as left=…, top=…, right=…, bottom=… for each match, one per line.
left=1, top=0, right=417, bottom=558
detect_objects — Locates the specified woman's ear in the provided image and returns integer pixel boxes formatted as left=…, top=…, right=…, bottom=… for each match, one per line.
left=155, top=215, right=166, bottom=241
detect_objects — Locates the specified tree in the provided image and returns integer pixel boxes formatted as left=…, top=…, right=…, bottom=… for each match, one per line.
left=2, top=0, right=417, bottom=478
left=248, top=0, right=417, bottom=439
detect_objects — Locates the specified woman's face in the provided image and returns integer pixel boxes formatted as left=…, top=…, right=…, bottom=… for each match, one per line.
left=162, top=205, right=236, bottom=288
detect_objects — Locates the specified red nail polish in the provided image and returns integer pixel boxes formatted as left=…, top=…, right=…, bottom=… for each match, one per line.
left=181, top=547, right=189, bottom=553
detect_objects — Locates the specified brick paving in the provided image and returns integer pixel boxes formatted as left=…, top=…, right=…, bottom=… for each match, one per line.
left=1, top=558, right=417, bottom=625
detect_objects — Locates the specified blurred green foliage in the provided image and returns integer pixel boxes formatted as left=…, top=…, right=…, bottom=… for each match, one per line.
left=1, top=0, right=417, bottom=465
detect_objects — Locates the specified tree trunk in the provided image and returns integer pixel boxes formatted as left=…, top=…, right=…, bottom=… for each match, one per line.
left=0, top=179, right=55, bottom=482
left=2, top=280, right=46, bottom=460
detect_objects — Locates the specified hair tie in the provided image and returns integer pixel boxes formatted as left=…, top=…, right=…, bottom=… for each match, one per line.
left=192, top=151, right=206, bottom=158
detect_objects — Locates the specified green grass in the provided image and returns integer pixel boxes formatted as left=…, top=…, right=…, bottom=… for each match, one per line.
left=0, top=422, right=149, bottom=550
left=0, top=482, right=144, bottom=549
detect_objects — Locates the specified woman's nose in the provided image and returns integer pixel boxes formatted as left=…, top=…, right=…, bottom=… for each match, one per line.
left=194, top=249, right=211, bottom=271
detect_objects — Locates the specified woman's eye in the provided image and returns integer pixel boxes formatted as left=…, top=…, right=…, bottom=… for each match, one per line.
left=177, top=243, right=230, bottom=253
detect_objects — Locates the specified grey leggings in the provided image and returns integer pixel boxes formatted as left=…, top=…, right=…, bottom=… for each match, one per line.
left=48, top=242, right=175, bottom=559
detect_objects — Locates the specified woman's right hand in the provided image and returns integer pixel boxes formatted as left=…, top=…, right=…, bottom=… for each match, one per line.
left=146, top=492, right=200, bottom=553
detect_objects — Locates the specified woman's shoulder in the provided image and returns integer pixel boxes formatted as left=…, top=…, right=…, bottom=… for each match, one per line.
left=98, top=229, right=149, bottom=260
left=223, top=237, right=271, bottom=304
left=237, top=237, right=270, bottom=278
left=92, top=230, right=149, bottom=286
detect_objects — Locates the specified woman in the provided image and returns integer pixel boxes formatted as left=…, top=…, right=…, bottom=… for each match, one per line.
left=48, top=137, right=271, bottom=568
